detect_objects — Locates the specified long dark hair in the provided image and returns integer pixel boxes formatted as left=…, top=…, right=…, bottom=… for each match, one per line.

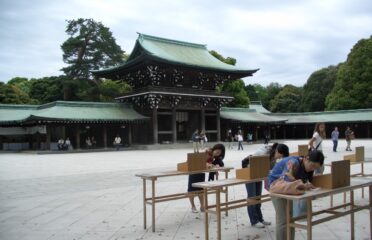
left=212, top=143, right=225, bottom=160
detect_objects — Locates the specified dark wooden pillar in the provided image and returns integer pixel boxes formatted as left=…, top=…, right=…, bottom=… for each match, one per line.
left=255, top=127, right=258, bottom=141
left=216, top=110, right=221, bottom=141
left=283, top=127, right=286, bottom=139
left=201, top=108, right=205, bottom=132
left=61, top=126, right=66, bottom=139
left=153, top=108, right=158, bottom=144
left=76, top=126, right=81, bottom=149
left=46, top=125, right=51, bottom=150
left=128, top=124, right=132, bottom=146
left=172, top=108, right=177, bottom=143
left=103, top=125, right=107, bottom=148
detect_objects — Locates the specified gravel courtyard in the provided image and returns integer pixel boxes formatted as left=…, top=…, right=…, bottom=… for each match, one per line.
left=0, top=140, right=371, bottom=240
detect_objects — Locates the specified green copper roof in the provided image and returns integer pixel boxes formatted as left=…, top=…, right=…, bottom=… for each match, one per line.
left=270, top=109, right=372, bottom=123
left=0, top=104, right=38, bottom=124
left=92, top=33, right=258, bottom=77
left=249, top=101, right=270, bottom=113
left=220, top=107, right=286, bottom=123
left=0, top=101, right=148, bottom=124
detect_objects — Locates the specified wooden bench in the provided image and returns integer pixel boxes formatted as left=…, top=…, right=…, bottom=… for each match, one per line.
left=193, top=177, right=270, bottom=240
left=135, top=166, right=233, bottom=232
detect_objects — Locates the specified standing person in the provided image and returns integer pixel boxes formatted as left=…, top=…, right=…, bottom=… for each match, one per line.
left=192, top=129, right=200, bottom=153
left=237, top=132, right=244, bottom=150
left=188, top=143, right=225, bottom=212
left=308, top=123, right=326, bottom=174
left=227, top=129, right=233, bottom=149
left=114, top=134, right=121, bottom=150
left=268, top=150, right=324, bottom=240
left=345, top=126, right=354, bottom=151
left=331, top=127, right=339, bottom=152
left=243, top=143, right=289, bottom=228
left=207, top=144, right=225, bottom=181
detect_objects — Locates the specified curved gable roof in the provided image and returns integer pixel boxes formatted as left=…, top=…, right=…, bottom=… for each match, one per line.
left=92, top=33, right=258, bottom=77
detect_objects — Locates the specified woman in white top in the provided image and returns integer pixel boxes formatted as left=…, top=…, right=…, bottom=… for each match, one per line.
left=308, top=122, right=326, bottom=174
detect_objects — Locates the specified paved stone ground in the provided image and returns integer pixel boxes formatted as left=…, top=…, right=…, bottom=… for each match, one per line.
left=0, top=140, right=371, bottom=240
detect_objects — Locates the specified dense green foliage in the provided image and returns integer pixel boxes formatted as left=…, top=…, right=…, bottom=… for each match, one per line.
left=61, top=18, right=125, bottom=80
left=301, top=65, right=337, bottom=112
left=210, top=50, right=250, bottom=107
left=325, top=36, right=372, bottom=110
left=269, top=85, right=303, bottom=112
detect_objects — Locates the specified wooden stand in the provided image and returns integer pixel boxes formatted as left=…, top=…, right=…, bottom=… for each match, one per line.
left=290, top=144, right=309, bottom=156
left=235, top=155, right=270, bottom=180
left=177, top=152, right=208, bottom=172
left=312, top=160, right=350, bottom=189
left=344, top=146, right=364, bottom=162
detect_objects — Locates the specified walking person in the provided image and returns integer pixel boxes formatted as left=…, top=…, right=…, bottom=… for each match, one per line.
left=331, top=127, right=339, bottom=152
left=237, top=132, right=244, bottom=150
left=345, top=126, right=354, bottom=151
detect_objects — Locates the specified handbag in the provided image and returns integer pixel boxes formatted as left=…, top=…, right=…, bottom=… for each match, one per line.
left=269, top=178, right=306, bottom=195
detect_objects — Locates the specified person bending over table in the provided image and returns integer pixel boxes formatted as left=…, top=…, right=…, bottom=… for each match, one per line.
left=268, top=150, right=324, bottom=240
left=187, top=143, right=225, bottom=213
left=243, top=143, right=289, bottom=228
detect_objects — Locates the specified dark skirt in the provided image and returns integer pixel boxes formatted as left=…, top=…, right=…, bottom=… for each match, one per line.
left=187, top=173, right=205, bottom=192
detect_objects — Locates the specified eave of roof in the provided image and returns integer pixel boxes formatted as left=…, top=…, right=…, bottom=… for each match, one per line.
left=220, top=107, right=287, bottom=123
left=0, top=101, right=148, bottom=124
left=267, top=109, right=372, bottom=123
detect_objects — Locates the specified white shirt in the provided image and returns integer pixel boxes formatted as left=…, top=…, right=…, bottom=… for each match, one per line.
left=237, top=134, right=243, bottom=141
left=114, top=137, right=121, bottom=144
left=312, top=132, right=323, bottom=151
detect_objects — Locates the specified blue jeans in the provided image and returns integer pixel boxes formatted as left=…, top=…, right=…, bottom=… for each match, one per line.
left=238, top=141, right=243, bottom=150
left=245, top=182, right=263, bottom=225
left=333, top=140, right=338, bottom=151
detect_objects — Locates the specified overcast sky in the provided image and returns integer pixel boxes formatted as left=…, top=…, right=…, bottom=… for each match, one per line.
left=0, top=0, right=371, bottom=86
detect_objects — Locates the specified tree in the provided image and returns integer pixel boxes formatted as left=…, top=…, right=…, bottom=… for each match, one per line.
left=61, top=18, right=125, bottom=80
left=325, top=36, right=372, bottom=110
left=261, top=82, right=282, bottom=109
left=270, top=84, right=303, bottom=112
left=301, top=65, right=338, bottom=112
left=29, top=76, right=64, bottom=103
left=210, top=50, right=249, bottom=107
left=0, top=82, right=34, bottom=104
left=98, top=79, right=132, bottom=102
left=221, top=79, right=250, bottom=107
left=244, top=84, right=260, bottom=101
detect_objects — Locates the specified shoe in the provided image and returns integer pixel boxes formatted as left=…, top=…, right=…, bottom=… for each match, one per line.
left=191, top=208, right=198, bottom=213
left=261, top=221, right=271, bottom=226
left=252, top=222, right=265, bottom=228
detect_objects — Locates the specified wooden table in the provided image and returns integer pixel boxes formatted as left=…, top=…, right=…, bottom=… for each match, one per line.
left=270, top=178, right=372, bottom=240
left=193, top=177, right=270, bottom=240
left=135, top=167, right=233, bottom=232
